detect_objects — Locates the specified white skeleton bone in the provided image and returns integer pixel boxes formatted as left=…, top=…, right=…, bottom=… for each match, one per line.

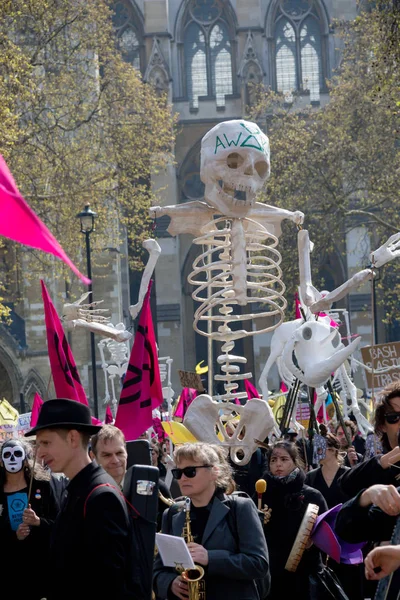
left=62, top=293, right=132, bottom=343
left=151, top=120, right=304, bottom=401
left=183, top=394, right=275, bottom=465
left=62, top=292, right=110, bottom=322
left=129, top=239, right=161, bottom=319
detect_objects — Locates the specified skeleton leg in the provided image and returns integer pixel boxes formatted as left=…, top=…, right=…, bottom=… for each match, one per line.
left=337, top=364, right=373, bottom=435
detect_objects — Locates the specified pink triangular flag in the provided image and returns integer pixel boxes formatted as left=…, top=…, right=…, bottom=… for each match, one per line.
left=30, top=393, right=44, bottom=428
left=0, top=155, right=89, bottom=284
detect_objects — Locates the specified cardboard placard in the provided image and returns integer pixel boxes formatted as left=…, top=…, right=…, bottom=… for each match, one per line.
left=360, top=342, right=400, bottom=393
left=178, top=370, right=205, bottom=392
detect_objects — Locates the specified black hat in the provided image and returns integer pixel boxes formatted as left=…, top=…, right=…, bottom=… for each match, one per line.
left=25, top=398, right=102, bottom=437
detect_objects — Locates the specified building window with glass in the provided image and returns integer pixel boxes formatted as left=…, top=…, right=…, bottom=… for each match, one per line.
left=272, top=0, right=326, bottom=103
left=182, top=0, right=235, bottom=108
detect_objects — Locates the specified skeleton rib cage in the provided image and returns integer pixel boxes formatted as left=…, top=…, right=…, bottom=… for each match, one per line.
left=187, top=216, right=287, bottom=400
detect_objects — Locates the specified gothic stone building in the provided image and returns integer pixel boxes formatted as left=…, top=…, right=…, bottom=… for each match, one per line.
left=0, top=0, right=373, bottom=415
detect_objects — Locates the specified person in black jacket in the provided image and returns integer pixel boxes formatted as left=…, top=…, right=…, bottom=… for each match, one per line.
left=335, top=481, right=400, bottom=550
left=0, top=438, right=60, bottom=600
left=305, top=433, right=363, bottom=600
left=25, top=398, right=137, bottom=600
left=153, top=441, right=270, bottom=600
left=259, top=440, right=328, bottom=600
left=338, top=381, right=400, bottom=498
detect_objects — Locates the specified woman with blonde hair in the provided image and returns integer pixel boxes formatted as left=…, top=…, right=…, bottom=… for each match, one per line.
left=153, top=442, right=270, bottom=600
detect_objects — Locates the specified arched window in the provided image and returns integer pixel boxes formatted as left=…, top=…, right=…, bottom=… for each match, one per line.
left=272, top=0, right=326, bottom=102
left=112, top=1, right=144, bottom=72
left=182, top=0, right=235, bottom=108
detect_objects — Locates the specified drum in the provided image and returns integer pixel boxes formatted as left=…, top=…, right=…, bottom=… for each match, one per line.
left=285, top=503, right=319, bottom=572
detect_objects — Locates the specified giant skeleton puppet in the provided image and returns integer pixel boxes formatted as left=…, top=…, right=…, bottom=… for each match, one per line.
left=151, top=119, right=306, bottom=464
left=151, top=119, right=400, bottom=464
left=258, top=229, right=400, bottom=437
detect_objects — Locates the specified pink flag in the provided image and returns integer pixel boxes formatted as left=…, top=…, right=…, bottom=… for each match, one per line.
left=295, top=292, right=302, bottom=319
left=105, top=405, right=114, bottom=424
left=244, top=379, right=260, bottom=400
left=30, top=393, right=44, bottom=428
left=115, top=281, right=163, bottom=441
left=173, top=387, right=198, bottom=420
left=41, top=280, right=89, bottom=405
left=0, top=155, right=89, bottom=284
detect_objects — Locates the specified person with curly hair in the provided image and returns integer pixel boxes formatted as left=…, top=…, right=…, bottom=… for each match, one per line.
left=153, top=442, right=270, bottom=600
left=338, top=381, right=400, bottom=499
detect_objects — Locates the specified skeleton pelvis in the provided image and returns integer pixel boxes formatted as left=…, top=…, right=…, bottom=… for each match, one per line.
left=183, top=395, right=276, bottom=466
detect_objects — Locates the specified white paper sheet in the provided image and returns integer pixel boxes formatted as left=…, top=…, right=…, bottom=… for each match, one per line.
left=155, top=533, right=196, bottom=569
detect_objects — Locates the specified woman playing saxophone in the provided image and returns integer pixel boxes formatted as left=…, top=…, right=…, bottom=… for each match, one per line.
left=153, top=442, right=270, bottom=600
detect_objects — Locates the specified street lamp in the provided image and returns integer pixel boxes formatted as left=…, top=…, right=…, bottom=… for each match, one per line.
left=76, top=203, right=99, bottom=418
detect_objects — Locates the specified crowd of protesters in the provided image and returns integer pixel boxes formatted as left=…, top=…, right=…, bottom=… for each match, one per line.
left=1, top=381, right=400, bottom=599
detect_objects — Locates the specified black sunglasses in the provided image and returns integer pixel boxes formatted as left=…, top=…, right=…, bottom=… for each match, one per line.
left=172, top=465, right=211, bottom=480
left=384, top=412, right=400, bottom=424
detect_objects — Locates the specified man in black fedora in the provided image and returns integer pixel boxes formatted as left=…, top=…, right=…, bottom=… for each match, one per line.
left=26, top=398, right=137, bottom=600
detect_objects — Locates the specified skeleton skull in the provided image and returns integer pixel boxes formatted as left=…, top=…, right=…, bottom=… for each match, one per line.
left=1, top=440, right=26, bottom=473
left=282, top=320, right=361, bottom=388
left=200, top=119, right=270, bottom=218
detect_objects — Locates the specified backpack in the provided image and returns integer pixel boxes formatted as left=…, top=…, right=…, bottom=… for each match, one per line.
left=84, top=482, right=152, bottom=600
left=226, top=491, right=271, bottom=600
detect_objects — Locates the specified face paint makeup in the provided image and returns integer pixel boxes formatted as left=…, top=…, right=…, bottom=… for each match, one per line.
left=1, top=440, right=26, bottom=473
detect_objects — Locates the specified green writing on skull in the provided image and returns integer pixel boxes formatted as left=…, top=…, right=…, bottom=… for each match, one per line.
left=214, top=122, right=267, bottom=154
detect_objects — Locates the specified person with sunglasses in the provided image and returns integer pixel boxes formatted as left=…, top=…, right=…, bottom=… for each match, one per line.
left=153, top=442, right=270, bottom=600
left=338, top=382, right=400, bottom=500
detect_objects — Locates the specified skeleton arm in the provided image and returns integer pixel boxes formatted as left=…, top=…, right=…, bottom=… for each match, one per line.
left=63, top=319, right=132, bottom=343
left=150, top=201, right=216, bottom=237
left=298, top=229, right=322, bottom=307
left=309, top=269, right=374, bottom=313
left=129, top=239, right=161, bottom=320
left=248, top=203, right=304, bottom=238
left=298, top=229, right=374, bottom=312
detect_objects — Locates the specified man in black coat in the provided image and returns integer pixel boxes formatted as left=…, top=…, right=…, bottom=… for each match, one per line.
left=26, top=398, right=137, bottom=600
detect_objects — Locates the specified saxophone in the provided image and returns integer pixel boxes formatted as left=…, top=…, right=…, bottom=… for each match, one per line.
left=177, top=497, right=206, bottom=600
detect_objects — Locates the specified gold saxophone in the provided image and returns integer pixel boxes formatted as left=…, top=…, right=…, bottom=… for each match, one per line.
left=176, top=497, right=206, bottom=600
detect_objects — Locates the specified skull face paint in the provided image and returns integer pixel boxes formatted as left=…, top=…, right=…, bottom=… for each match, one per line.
left=1, top=440, right=26, bottom=473
left=200, top=119, right=270, bottom=218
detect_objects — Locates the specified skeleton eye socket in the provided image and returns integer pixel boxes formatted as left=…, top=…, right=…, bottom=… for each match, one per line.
left=14, top=450, right=23, bottom=457
left=254, top=161, right=269, bottom=178
left=227, top=152, right=244, bottom=169
left=3, top=451, right=11, bottom=459
left=302, top=327, right=312, bottom=340
left=331, top=329, right=340, bottom=348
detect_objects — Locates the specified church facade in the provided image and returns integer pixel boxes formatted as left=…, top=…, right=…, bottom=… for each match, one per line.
left=0, top=0, right=374, bottom=414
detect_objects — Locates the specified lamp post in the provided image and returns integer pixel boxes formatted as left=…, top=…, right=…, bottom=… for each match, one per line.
left=76, top=204, right=99, bottom=418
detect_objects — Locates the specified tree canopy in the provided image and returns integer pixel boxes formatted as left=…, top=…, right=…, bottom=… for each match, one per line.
left=0, top=0, right=176, bottom=313
left=249, top=2, right=400, bottom=329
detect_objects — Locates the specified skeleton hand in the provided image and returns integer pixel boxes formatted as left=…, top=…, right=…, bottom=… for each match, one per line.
left=371, top=232, right=400, bottom=268
left=62, top=292, right=110, bottom=324
left=291, top=211, right=304, bottom=226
